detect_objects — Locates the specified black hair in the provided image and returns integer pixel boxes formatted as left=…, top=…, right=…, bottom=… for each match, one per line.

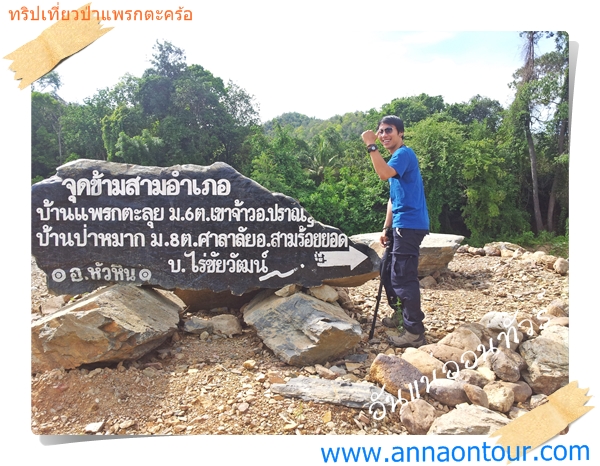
left=377, top=115, right=405, bottom=134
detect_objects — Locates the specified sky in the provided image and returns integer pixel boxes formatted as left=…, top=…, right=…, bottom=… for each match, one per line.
left=2, top=0, right=600, bottom=464
left=48, top=29, right=555, bottom=122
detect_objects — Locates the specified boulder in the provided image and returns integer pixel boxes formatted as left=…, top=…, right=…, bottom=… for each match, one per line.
left=401, top=347, right=445, bottom=381
left=210, top=314, right=242, bottom=337
left=498, top=381, right=532, bottom=403
left=32, top=159, right=378, bottom=296
left=438, top=327, right=482, bottom=354
left=419, top=344, right=476, bottom=371
left=467, top=246, right=485, bottom=256
left=490, top=346, right=527, bottom=383
left=243, top=290, right=362, bottom=366
left=455, top=368, right=490, bottom=388
left=427, top=403, right=511, bottom=435
left=553, top=258, right=569, bottom=275
left=400, top=399, right=437, bottom=435
left=463, top=383, right=489, bottom=408
left=483, top=381, right=515, bottom=413
left=419, top=276, right=437, bottom=289
left=547, top=299, right=569, bottom=317
left=307, top=284, right=339, bottom=303
left=479, top=311, right=523, bottom=351
left=519, top=327, right=569, bottom=395
left=349, top=232, right=464, bottom=277
left=476, top=366, right=497, bottom=385
left=368, top=354, right=426, bottom=400
left=270, top=377, right=398, bottom=410
left=427, top=378, right=469, bottom=407
left=182, top=316, right=213, bottom=334
left=483, top=245, right=501, bottom=256
left=31, top=284, right=181, bottom=373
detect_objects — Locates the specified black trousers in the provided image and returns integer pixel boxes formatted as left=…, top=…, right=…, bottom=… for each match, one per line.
left=380, top=228, right=428, bottom=335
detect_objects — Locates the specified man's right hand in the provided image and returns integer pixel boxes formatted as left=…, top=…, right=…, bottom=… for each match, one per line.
left=361, top=130, right=377, bottom=146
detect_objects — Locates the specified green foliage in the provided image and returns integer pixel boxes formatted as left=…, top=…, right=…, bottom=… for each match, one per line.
left=110, top=129, right=164, bottom=165
left=446, top=95, right=503, bottom=133
left=503, top=31, right=569, bottom=234
left=301, top=166, right=387, bottom=236
left=146, top=40, right=187, bottom=79
left=381, top=93, right=445, bottom=126
left=460, top=134, right=529, bottom=244
left=102, top=105, right=146, bottom=159
left=31, top=91, right=64, bottom=179
left=31, top=70, right=62, bottom=95
left=407, top=116, right=465, bottom=233
left=249, top=125, right=314, bottom=200
left=30, top=34, right=568, bottom=245
left=299, top=127, right=343, bottom=185
left=407, top=115, right=529, bottom=241
left=263, top=110, right=375, bottom=143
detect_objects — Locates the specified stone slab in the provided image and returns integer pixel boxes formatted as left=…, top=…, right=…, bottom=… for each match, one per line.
left=32, top=160, right=379, bottom=295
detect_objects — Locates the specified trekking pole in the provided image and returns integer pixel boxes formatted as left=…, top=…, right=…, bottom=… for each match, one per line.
left=369, top=229, right=392, bottom=340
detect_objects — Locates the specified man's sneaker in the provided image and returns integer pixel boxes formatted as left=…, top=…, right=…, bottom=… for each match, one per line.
left=388, top=330, right=426, bottom=348
left=382, top=316, right=401, bottom=328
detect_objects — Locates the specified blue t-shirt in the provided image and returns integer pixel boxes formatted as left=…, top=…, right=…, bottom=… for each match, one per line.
left=387, top=145, right=430, bottom=230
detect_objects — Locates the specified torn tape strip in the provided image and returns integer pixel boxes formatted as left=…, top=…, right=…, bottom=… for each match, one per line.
left=490, top=381, right=594, bottom=461
left=4, top=3, right=112, bottom=89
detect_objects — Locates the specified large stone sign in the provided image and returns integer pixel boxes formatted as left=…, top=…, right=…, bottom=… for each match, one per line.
left=32, top=160, right=378, bottom=296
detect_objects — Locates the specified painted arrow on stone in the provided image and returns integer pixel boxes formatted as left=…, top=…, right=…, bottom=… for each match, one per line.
left=315, top=246, right=368, bottom=270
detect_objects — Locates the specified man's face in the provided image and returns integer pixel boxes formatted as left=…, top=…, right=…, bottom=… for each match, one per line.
left=377, top=124, right=403, bottom=152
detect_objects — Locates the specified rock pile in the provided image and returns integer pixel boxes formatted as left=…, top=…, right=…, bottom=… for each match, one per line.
left=457, top=242, right=569, bottom=276
left=32, top=281, right=365, bottom=372
left=266, top=238, right=570, bottom=435
left=31, top=238, right=569, bottom=436
left=239, top=249, right=568, bottom=436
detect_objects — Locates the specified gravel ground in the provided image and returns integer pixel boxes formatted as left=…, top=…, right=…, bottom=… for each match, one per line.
left=30, top=250, right=568, bottom=436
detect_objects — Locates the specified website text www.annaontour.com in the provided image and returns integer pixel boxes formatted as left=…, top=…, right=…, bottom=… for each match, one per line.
left=320, top=442, right=590, bottom=463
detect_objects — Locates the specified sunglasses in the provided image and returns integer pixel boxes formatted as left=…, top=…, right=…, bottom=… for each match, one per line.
left=377, top=127, right=394, bottom=135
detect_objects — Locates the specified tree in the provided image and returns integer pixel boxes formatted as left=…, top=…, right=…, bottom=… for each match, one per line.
left=111, top=129, right=164, bottom=165
left=381, top=93, right=446, bottom=126
left=249, top=124, right=313, bottom=199
left=102, top=105, right=146, bottom=160
left=406, top=116, right=465, bottom=233
left=217, top=80, right=261, bottom=170
left=31, top=70, right=62, bottom=95
left=539, top=33, right=569, bottom=232
left=446, top=95, right=503, bottom=133
left=505, top=31, right=569, bottom=234
left=31, top=92, right=64, bottom=179
left=517, top=31, right=545, bottom=233
left=300, top=127, right=343, bottom=185
left=147, top=40, right=186, bottom=79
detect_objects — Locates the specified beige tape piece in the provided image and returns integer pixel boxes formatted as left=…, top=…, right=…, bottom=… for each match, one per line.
left=4, top=3, right=112, bottom=89
left=490, top=381, right=593, bottom=461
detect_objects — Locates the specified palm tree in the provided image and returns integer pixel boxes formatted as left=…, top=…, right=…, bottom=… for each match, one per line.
left=300, top=128, right=342, bottom=185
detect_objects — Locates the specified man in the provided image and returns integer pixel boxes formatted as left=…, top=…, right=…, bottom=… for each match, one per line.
left=361, top=115, right=429, bottom=348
